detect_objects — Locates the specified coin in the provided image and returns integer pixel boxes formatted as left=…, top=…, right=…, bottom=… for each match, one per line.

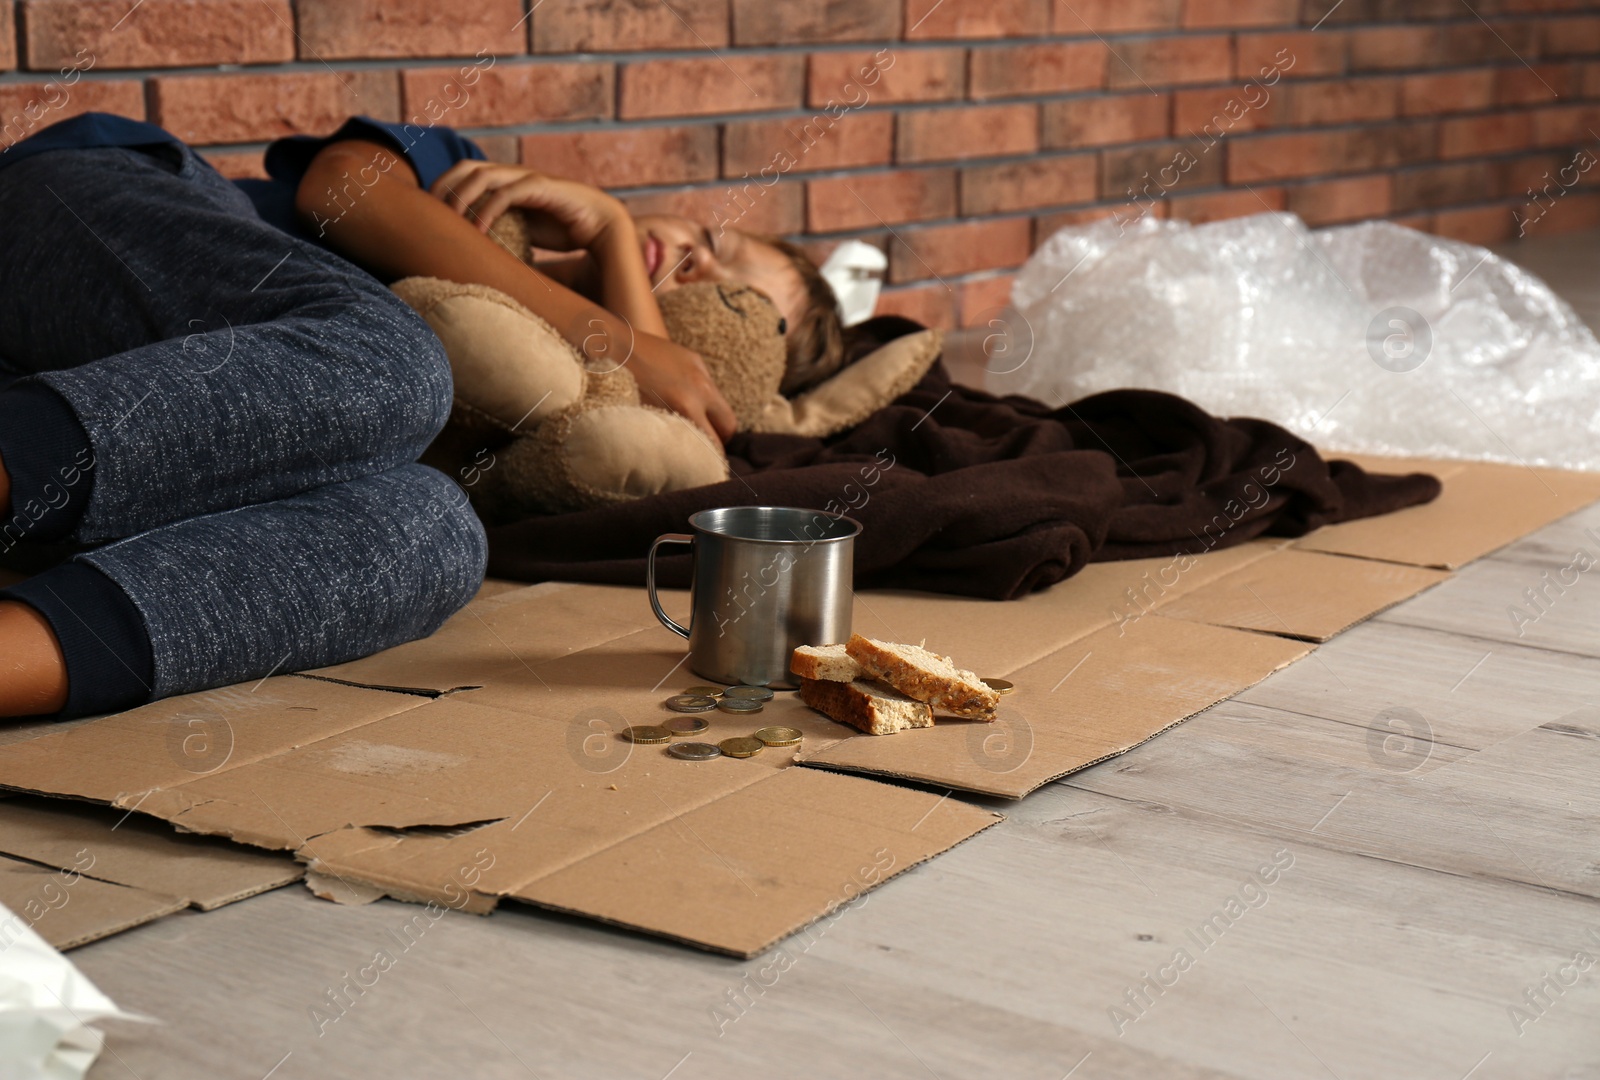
left=667, top=741, right=722, bottom=761
left=982, top=678, right=1015, bottom=694
left=718, top=736, right=765, bottom=759
left=724, top=685, right=774, bottom=701
left=665, top=694, right=718, bottom=713
left=664, top=716, right=710, bottom=737
left=683, top=685, right=725, bottom=698
left=625, top=725, right=672, bottom=744
left=753, top=725, right=803, bottom=747
left=717, top=697, right=764, bottom=714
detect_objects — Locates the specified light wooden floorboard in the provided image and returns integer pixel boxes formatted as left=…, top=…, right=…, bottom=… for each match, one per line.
left=65, top=236, right=1600, bottom=1080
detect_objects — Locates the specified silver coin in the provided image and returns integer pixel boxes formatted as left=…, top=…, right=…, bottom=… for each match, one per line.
left=724, top=685, right=774, bottom=701
left=717, top=697, right=765, bottom=714
left=665, top=694, right=719, bottom=713
left=667, top=742, right=722, bottom=761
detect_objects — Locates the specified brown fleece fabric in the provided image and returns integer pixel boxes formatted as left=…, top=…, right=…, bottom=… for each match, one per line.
left=484, top=357, right=1442, bottom=601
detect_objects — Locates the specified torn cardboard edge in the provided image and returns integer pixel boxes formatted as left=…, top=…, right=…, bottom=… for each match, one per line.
left=0, top=456, right=1591, bottom=957
left=0, top=854, right=189, bottom=951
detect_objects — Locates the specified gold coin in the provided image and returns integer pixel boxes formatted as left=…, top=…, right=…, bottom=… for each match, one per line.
left=665, top=694, right=718, bottom=713
left=664, top=716, right=710, bottom=737
left=667, top=742, right=722, bottom=761
left=982, top=678, right=1015, bottom=694
left=753, top=725, right=803, bottom=747
left=724, top=685, right=774, bottom=701
left=717, top=697, right=764, bottom=714
left=718, top=736, right=765, bottom=759
left=625, top=725, right=672, bottom=744
left=684, top=685, right=725, bottom=698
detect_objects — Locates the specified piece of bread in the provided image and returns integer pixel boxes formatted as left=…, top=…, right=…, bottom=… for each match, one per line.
left=790, top=643, right=864, bottom=682
left=844, top=634, right=1000, bottom=719
left=798, top=677, right=933, bottom=736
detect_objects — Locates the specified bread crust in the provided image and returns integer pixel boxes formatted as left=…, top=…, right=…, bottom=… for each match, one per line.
left=844, top=634, right=999, bottom=719
left=798, top=677, right=933, bottom=736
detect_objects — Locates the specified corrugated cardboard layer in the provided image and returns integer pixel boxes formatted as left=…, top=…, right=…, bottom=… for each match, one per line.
left=1295, top=458, right=1600, bottom=568
left=799, top=614, right=1311, bottom=798
left=0, top=854, right=187, bottom=950
left=1154, top=548, right=1450, bottom=642
left=0, top=794, right=300, bottom=910
left=0, top=676, right=428, bottom=805
left=510, top=767, right=1002, bottom=957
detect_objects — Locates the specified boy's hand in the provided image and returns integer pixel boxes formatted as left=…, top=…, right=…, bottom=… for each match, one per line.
left=628, top=333, right=738, bottom=445
left=431, top=161, right=626, bottom=252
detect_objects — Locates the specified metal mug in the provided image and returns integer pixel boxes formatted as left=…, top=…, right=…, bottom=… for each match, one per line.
left=646, top=506, right=861, bottom=688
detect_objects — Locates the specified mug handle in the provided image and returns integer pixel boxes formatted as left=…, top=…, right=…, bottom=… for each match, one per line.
left=647, top=533, right=694, bottom=639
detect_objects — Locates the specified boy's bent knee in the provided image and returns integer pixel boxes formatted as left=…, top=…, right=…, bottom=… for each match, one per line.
left=337, top=283, right=455, bottom=464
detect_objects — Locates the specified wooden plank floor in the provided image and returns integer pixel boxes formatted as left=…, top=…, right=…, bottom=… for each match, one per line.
left=71, top=237, right=1600, bottom=1080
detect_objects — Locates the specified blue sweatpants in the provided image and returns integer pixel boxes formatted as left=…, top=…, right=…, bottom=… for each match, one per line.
left=0, top=141, right=486, bottom=717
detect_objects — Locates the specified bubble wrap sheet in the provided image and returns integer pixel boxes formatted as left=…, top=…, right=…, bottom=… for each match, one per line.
left=1007, top=213, right=1600, bottom=470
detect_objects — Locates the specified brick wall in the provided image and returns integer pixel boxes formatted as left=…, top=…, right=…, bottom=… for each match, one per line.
left=3, top=0, right=1600, bottom=329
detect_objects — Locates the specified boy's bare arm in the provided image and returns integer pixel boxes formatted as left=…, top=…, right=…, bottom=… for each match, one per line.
left=294, top=140, right=735, bottom=443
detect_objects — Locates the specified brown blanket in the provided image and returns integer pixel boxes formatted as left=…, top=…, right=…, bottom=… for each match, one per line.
left=485, top=362, right=1440, bottom=600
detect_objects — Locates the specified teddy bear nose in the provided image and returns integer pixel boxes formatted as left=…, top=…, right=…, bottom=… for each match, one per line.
left=777, top=317, right=787, bottom=335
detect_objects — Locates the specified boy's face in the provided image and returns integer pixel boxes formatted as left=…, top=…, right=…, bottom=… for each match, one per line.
left=632, top=213, right=806, bottom=327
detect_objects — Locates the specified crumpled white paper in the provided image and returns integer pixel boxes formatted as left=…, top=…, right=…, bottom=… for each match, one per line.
left=821, top=239, right=887, bottom=327
left=0, top=902, right=142, bottom=1080
left=1008, top=213, right=1600, bottom=470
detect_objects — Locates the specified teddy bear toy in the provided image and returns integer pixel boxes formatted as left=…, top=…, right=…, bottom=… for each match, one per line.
left=389, top=213, right=943, bottom=522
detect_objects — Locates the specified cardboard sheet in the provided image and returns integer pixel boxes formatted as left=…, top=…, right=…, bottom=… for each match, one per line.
left=0, top=854, right=187, bottom=951
left=0, top=455, right=1593, bottom=956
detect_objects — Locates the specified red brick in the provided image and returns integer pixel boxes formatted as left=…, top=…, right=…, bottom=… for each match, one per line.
left=1348, top=26, right=1445, bottom=72
left=733, top=0, right=901, bottom=44
left=1519, top=191, right=1600, bottom=236
left=725, top=111, right=894, bottom=175
left=1044, top=93, right=1170, bottom=149
left=874, top=282, right=957, bottom=329
left=0, top=2, right=11, bottom=71
left=1393, top=161, right=1499, bottom=212
left=961, top=155, right=1097, bottom=214
left=474, top=134, right=519, bottom=163
left=1433, top=204, right=1517, bottom=245
left=1288, top=78, right=1398, bottom=125
left=1182, top=0, right=1296, bottom=28
left=1389, top=211, right=1436, bottom=234
left=402, top=63, right=611, bottom=128
left=897, top=103, right=1038, bottom=163
left=1585, top=62, right=1600, bottom=97
left=1529, top=103, right=1600, bottom=147
left=1173, top=87, right=1282, bottom=136
left=906, top=0, right=1050, bottom=39
left=534, top=0, right=727, bottom=52
left=1235, top=31, right=1345, bottom=80
left=519, top=126, right=718, bottom=188
left=297, top=0, right=526, bottom=60
left=620, top=55, right=803, bottom=120
left=1108, top=36, right=1233, bottom=90
left=151, top=71, right=395, bottom=144
left=1054, top=0, right=1179, bottom=33
left=806, top=168, right=957, bottom=231
left=1287, top=174, right=1392, bottom=225
left=619, top=182, right=804, bottom=237
left=202, top=149, right=268, bottom=180
left=1542, top=16, right=1600, bottom=57
left=889, top=217, right=1031, bottom=282
left=23, top=0, right=292, bottom=69
left=957, top=273, right=1017, bottom=326
left=1497, top=64, right=1575, bottom=106
left=969, top=43, right=1106, bottom=100
left=1169, top=186, right=1285, bottom=222
left=1498, top=153, right=1569, bottom=201
left=1439, top=113, right=1533, bottom=159
left=1401, top=70, right=1496, bottom=116
left=1102, top=140, right=1225, bottom=199
left=809, top=48, right=963, bottom=107
left=0, top=79, right=142, bottom=148
left=1228, top=125, right=1437, bottom=182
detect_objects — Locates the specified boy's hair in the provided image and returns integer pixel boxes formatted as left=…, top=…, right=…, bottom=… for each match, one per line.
left=762, top=236, right=847, bottom=396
